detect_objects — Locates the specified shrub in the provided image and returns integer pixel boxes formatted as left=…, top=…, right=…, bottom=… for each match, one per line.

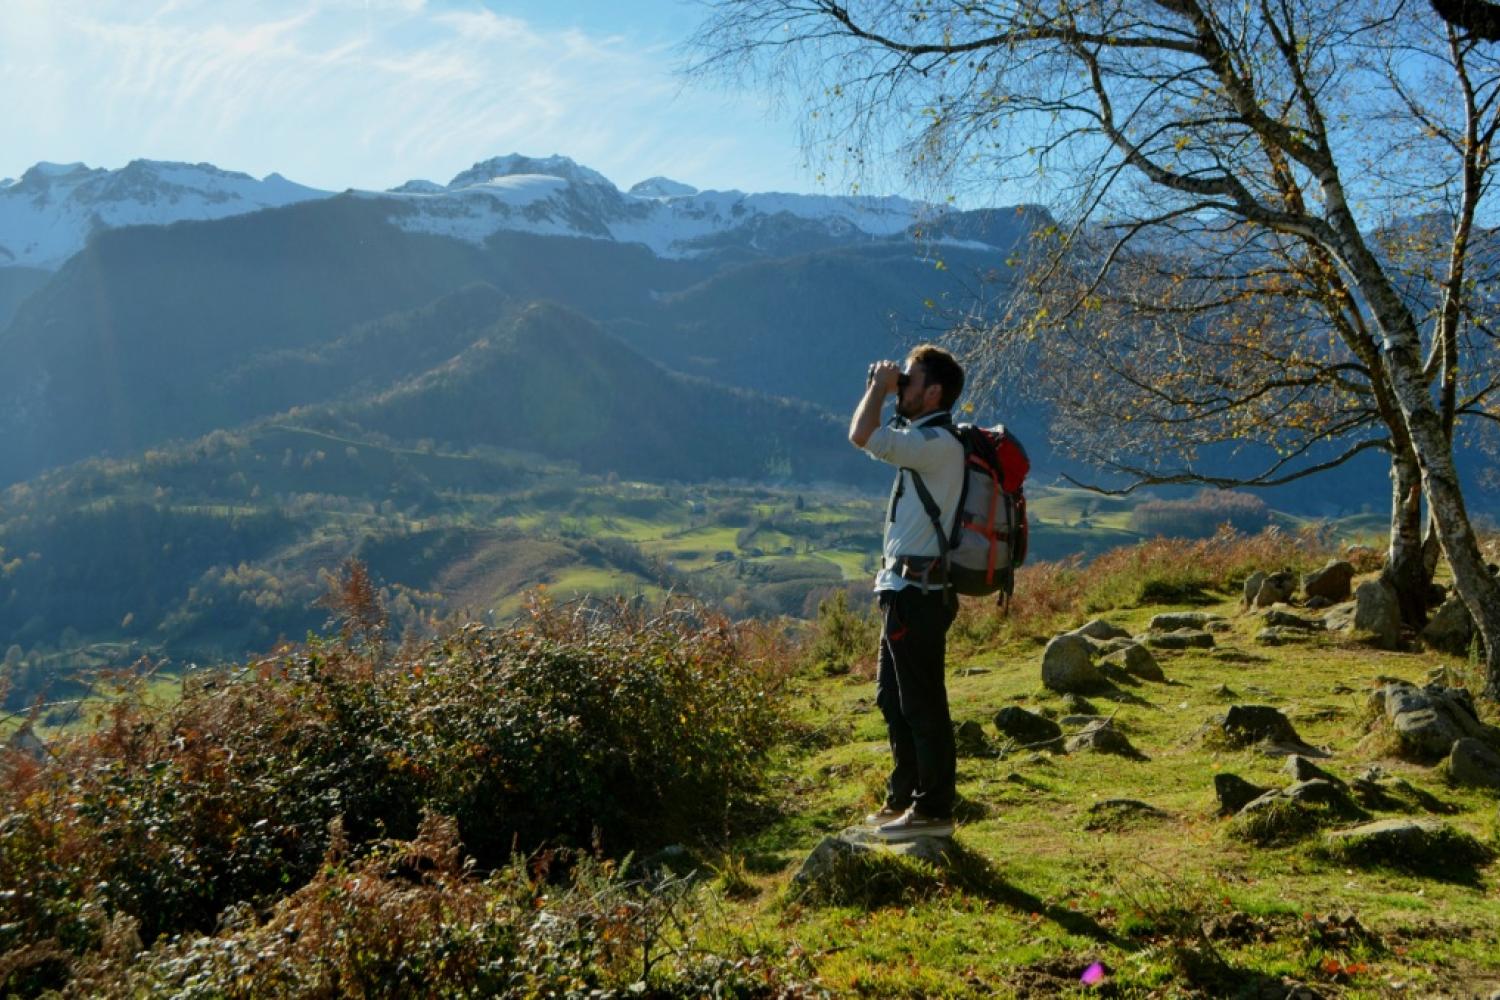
left=0, top=588, right=793, bottom=991
left=801, top=590, right=879, bottom=677
left=65, top=815, right=817, bottom=998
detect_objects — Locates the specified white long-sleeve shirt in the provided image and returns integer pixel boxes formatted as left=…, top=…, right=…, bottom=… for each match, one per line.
left=860, top=410, right=965, bottom=592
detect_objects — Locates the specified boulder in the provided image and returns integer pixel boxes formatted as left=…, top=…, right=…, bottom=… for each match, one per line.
left=1141, top=629, right=1216, bottom=650
left=1262, top=608, right=1323, bottom=631
left=1070, top=618, right=1132, bottom=641
left=993, top=706, right=1063, bottom=747
left=1324, top=580, right=1401, bottom=649
left=1421, top=596, right=1475, bottom=656
left=1303, top=561, right=1355, bottom=603
left=1214, top=773, right=1272, bottom=815
left=1148, top=611, right=1223, bottom=631
left=1442, top=737, right=1500, bottom=791
left=1065, top=718, right=1142, bottom=758
left=1101, top=642, right=1165, bottom=682
left=1041, top=634, right=1106, bottom=694
left=1370, top=682, right=1495, bottom=761
left=1254, top=571, right=1297, bottom=608
left=1220, top=704, right=1306, bottom=748
left=793, top=827, right=953, bottom=888
left=1321, top=818, right=1490, bottom=870
left=1305, top=596, right=1333, bottom=610
left=1242, top=571, right=1267, bottom=608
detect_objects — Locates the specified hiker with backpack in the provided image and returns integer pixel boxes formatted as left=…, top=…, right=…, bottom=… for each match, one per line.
left=849, top=345, right=1029, bottom=841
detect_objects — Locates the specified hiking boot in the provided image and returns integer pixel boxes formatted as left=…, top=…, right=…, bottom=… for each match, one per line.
left=862, top=805, right=909, bottom=826
left=873, top=808, right=954, bottom=841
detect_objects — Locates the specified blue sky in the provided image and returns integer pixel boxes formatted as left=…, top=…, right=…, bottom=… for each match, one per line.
left=0, top=0, right=834, bottom=195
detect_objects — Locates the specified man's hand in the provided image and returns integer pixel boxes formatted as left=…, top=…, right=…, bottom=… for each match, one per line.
left=866, top=360, right=901, bottom=395
left=850, top=360, right=900, bottom=448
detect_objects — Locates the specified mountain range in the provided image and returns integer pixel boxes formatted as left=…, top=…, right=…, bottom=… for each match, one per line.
left=0, top=153, right=1041, bottom=488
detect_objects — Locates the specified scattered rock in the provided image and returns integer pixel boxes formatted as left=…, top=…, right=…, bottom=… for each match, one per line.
left=1206, top=620, right=1233, bottom=633
left=1243, top=571, right=1267, bottom=608
left=1421, top=596, right=1475, bottom=656
left=1070, top=618, right=1132, bottom=641
left=1324, top=580, right=1401, bottom=649
left=1142, top=629, right=1216, bottom=650
left=1065, top=718, right=1143, bottom=758
left=1285, top=755, right=1345, bottom=787
left=1041, top=634, right=1106, bottom=694
left=954, top=720, right=991, bottom=757
left=1220, top=704, right=1306, bottom=748
left=1442, top=737, right=1500, bottom=791
left=1320, top=819, right=1492, bottom=872
left=1283, top=778, right=1352, bottom=807
left=1211, top=683, right=1237, bottom=699
left=1303, top=561, right=1355, bottom=603
left=1215, top=773, right=1272, bottom=815
left=1085, top=799, right=1168, bottom=830
left=1262, top=608, right=1324, bottom=631
left=1060, top=693, right=1096, bottom=715
left=1370, top=682, right=1496, bottom=761
left=1149, top=611, right=1223, bottom=631
left=1305, top=596, right=1333, bottom=610
left=792, top=827, right=954, bottom=891
left=1256, top=626, right=1313, bottom=646
left=992, top=706, right=1063, bottom=748
left=1060, top=714, right=1109, bottom=727
left=1100, top=642, right=1165, bottom=682
left=1254, top=571, right=1297, bottom=608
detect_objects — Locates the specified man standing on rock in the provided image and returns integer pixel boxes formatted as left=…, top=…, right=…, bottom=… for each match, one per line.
left=848, top=345, right=966, bottom=840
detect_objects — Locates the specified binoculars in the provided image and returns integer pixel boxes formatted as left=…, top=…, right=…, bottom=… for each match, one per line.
left=867, top=364, right=911, bottom=392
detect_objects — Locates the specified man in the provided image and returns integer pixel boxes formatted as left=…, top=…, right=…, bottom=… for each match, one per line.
left=848, top=344, right=965, bottom=840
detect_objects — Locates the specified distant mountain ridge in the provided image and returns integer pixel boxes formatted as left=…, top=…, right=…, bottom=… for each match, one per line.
left=0, top=160, right=327, bottom=270
left=0, top=152, right=1044, bottom=273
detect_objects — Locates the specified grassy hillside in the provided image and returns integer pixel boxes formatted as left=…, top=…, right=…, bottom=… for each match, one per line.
left=4, top=533, right=1497, bottom=997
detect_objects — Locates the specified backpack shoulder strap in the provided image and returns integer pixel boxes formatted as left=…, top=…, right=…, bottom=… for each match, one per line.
left=906, top=468, right=950, bottom=561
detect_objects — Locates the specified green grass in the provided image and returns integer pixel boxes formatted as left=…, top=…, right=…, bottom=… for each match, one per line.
left=698, top=588, right=1500, bottom=998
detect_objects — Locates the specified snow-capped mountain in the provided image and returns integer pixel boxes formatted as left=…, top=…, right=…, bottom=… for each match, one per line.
left=369, top=153, right=997, bottom=259
left=0, top=160, right=328, bottom=270
left=1, top=152, right=1030, bottom=273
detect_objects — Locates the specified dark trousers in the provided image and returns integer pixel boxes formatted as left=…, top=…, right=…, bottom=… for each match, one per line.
left=875, top=586, right=958, bottom=819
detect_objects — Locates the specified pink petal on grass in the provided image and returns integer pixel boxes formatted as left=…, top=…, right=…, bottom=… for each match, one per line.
left=1080, top=961, right=1106, bottom=985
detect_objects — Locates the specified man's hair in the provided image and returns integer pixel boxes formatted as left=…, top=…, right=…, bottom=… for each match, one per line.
left=906, top=344, right=965, bottom=410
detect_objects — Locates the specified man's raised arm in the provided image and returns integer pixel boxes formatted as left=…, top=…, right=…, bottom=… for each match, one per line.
left=850, top=361, right=900, bottom=449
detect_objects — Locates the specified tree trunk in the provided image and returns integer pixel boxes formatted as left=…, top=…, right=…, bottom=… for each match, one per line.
left=1383, top=450, right=1431, bottom=630
left=1379, top=338, right=1500, bottom=700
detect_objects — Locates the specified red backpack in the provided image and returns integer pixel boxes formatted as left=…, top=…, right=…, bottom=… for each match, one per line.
left=906, top=422, right=1030, bottom=600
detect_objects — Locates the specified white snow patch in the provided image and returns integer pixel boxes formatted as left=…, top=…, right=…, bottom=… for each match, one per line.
left=0, top=159, right=330, bottom=270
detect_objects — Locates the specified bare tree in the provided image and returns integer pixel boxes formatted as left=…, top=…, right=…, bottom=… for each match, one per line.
left=692, top=0, right=1500, bottom=696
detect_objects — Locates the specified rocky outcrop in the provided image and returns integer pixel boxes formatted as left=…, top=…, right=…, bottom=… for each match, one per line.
left=1325, top=580, right=1401, bottom=649
left=1302, top=561, right=1355, bottom=603
left=1441, top=737, right=1500, bottom=791
left=1369, top=682, right=1496, bottom=761
left=1040, top=634, right=1106, bottom=693
left=1101, top=642, right=1164, bottom=682
left=1421, top=596, right=1475, bottom=656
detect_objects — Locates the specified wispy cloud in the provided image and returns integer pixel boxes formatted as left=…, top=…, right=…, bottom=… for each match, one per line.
left=0, top=0, right=809, bottom=193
